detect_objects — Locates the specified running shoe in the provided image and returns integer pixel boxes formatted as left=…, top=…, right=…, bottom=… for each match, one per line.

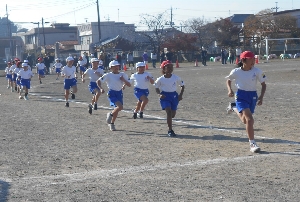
left=65, top=102, right=69, bottom=107
left=24, top=96, right=29, bottom=100
left=250, top=143, right=261, bottom=153
left=133, top=112, right=137, bottom=119
left=71, top=92, right=75, bottom=99
left=139, top=112, right=143, bottom=118
left=88, top=104, right=93, bottom=114
left=93, top=103, right=97, bottom=110
left=226, top=102, right=236, bottom=114
left=109, top=124, right=116, bottom=131
left=168, top=130, right=176, bottom=137
left=106, top=112, right=113, bottom=124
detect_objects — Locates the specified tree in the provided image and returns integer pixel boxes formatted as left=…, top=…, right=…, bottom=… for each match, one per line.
left=162, top=33, right=198, bottom=52
left=139, top=12, right=168, bottom=53
left=0, top=17, right=18, bottom=37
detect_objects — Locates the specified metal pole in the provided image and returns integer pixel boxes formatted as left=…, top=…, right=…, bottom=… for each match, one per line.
left=265, top=37, right=268, bottom=63
left=96, top=0, right=101, bottom=43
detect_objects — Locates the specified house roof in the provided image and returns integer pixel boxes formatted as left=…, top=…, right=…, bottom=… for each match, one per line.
left=273, top=9, right=300, bottom=15
left=94, top=35, right=120, bottom=46
left=44, top=40, right=78, bottom=50
left=230, top=14, right=254, bottom=23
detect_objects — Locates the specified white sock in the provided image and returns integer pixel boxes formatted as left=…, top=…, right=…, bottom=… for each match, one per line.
left=249, top=140, right=255, bottom=144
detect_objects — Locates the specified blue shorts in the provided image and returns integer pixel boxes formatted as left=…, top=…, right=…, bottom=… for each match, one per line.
left=12, top=73, right=17, bottom=81
left=64, top=78, right=77, bottom=90
left=107, top=89, right=123, bottom=107
left=16, top=78, right=21, bottom=86
left=21, top=79, right=30, bottom=89
left=55, top=68, right=61, bottom=73
left=80, top=66, right=86, bottom=72
left=134, top=87, right=149, bottom=101
left=235, top=89, right=258, bottom=114
left=38, top=69, right=45, bottom=76
left=89, top=82, right=100, bottom=94
left=6, top=74, right=12, bottom=80
left=160, top=91, right=179, bottom=110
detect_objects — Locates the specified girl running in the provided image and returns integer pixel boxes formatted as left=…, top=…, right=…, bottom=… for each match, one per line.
left=154, top=60, right=185, bottom=137
left=226, top=51, right=267, bottom=153
left=128, top=62, right=154, bottom=119
left=52, top=58, right=63, bottom=80
left=17, top=63, right=34, bottom=100
left=96, top=60, right=131, bottom=131
left=82, top=58, right=105, bottom=114
left=36, top=57, right=46, bottom=84
left=61, top=56, right=77, bottom=107
left=4, top=62, right=13, bottom=89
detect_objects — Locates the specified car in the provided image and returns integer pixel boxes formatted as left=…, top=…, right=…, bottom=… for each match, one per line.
left=268, top=54, right=277, bottom=59
left=293, top=53, right=300, bottom=58
left=280, top=54, right=292, bottom=59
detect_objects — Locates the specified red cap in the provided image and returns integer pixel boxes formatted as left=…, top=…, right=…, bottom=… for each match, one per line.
left=7, top=61, right=11, bottom=64
left=16, top=61, right=22, bottom=66
left=160, top=60, right=172, bottom=68
left=14, top=57, right=20, bottom=61
left=38, top=57, right=43, bottom=61
left=240, top=51, right=255, bottom=59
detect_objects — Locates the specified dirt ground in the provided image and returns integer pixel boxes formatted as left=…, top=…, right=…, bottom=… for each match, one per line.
left=0, top=59, right=300, bottom=202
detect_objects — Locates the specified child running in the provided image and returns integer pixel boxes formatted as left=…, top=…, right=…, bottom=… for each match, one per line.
left=128, top=62, right=154, bottom=119
left=61, top=56, right=77, bottom=107
left=52, top=58, right=63, bottom=80
left=13, top=61, right=23, bottom=94
left=82, top=58, right=105, bottom=114
left=77, top=56, right=87, bottom=79
left=11, top=61, right=22, bottom=93
left=4, top=62, right=13, bottom=89
left=154, top=60, right=185, bottom=137
left=96, top=60, right=131, bottom=131
left=17, top=63, right=34, bottom=100
left=36, top=57, right=46, bottom=84
left=226, top=51, right=267, bottom=153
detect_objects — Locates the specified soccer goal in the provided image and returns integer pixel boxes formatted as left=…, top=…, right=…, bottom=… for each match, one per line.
left=265, top=37, right=300, bottom=62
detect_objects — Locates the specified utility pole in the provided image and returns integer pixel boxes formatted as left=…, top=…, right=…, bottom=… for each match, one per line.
left=170, top=7, right=173, bottom=27
left=6, top=4, right=12, bottom=58
left=42, top=18, right=50, bottom=50
left=271, top=2, right=279, bottom=12
left=96, top=0, right=101, bottom=43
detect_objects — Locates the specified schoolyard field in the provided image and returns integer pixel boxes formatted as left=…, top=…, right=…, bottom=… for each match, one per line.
left=0, top=59, right=299, bottom=201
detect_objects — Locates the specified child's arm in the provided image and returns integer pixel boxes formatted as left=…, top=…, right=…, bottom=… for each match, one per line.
left=96, top=79, right=105, bottom=93
left=178, top=85, right=185, bottom=101
left=147, top=75, right=154, bottom=84
left=226, top=79, right=234, bottom=97
left=120, top=75, right=131, bottom=87
left=257, top=82, right=266, bottom=106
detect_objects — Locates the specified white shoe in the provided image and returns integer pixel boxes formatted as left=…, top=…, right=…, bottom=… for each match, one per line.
left=109, top=124, right=116, bottom=131
left=19, top=96, right=23, bottom=99
left=250, top=143, right=261, bottom=153
left=24, top=96, right=29, bottom=100
left=11, top=87, right=14, bottom=92
left=226, top=102, right=236, bottom=114
left=106, top=112, right=112, bottom=124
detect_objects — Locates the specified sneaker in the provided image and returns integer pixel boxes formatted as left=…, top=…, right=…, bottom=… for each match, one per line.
left=40, top=80, right=42, bottom=84
left=226, top=102, right=236, bottom=114
left=93, top=103, right=97, bottom=110
left=65, top=102, right=69, bottom=107
left=71, top=92, right=75, bottom=99
left=24, top=96, right=29, bottom=100
left=133, top=112, right=137, bottom=119
left=15, top=86, right=17, bottom=91
left=109, top=123, right=116, bottom=131
left=19, top=96, right=23, bottom=99
left=7, top=86, right=10, bottom=89
left=56, top=78, right=59, bottom=80
left=139, top=112, right=143, bottom=118
left=88, top=104, right=93, bottom=114
left=11, top=87, right=14, bottom=92
left=250, top=143, right=261, bottom=153
left=106, top=112, right=113, bottom=124
left=168, top=130, right=176, bottom=137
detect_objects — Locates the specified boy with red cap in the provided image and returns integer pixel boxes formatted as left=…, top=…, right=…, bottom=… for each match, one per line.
left=226, top=51, right=267, bottom=153
left=155, top=60, right=185, bottom=137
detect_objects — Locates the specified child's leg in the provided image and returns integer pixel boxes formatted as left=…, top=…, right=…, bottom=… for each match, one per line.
left=71, top=85, right=78, bottom=94
left=165, top=107, right=173, bottom=130
left=111, top=101, right=123, bottom=123
left=134, top=101, right=142, bottom=112
left=237, top=108, right=254, bottom=140
left=94, top=89, right=101, bottom=103
left=65, top=89, right=70, bottom=101
left=139, top=95, right=148, bottom=112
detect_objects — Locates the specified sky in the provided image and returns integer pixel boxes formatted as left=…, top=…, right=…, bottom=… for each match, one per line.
left=1, top=0, right=299, bottom=31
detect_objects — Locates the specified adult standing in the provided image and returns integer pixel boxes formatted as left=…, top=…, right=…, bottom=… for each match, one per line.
left=229, top=49, right=235, bottom=64
left=160, top=51, right=166, bottom=64
left=127, top=51, right=134, bottom=68
left=236, top=46, right=242, bottom=62
left=201, top=48, right=207, bottom=66
left=151, top=51, right=157, bottom=68
left=221, top=48, right=227, bottom=65
left=142, top=51, right=148, bottom=67
left=165, top=51, right=173, bottom=62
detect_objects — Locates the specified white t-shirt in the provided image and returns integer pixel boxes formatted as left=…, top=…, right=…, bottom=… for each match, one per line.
left=130, top=72, right=154, bottom=89
left=226, top=67, right=266, bottom=91
left=84, top=68, right=104, bottom=82
left=151, top=53, right=157, bottom=60
left=236, top=48, right=242, bottom=56
left=13, top=67, right=22, bottom=75
left=10, top=64, right=16, bottom=73
left=17, top=69, right=34, bottom=79
left=5, top=67, right=12, bottom=74
left=155, top=74, right=184, bottom=92
left=61, top=65, right=76, bottom=79
left=99, top=72, right=129, bottom=91
left=36, top=63, right=46, bottom=70
left=53, top=63, right=63, bottom=69
left=78, top=60, right=86, bottom=66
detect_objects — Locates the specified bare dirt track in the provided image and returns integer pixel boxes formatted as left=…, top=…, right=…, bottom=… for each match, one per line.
left=0, top=59, right=300, bottom=202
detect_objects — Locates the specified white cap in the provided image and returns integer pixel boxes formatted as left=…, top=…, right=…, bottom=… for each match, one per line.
left=136, top=62, right=145, bottom=68
left=66, top=56, right=74, bottom=61
left=91, top=58, right=99, bottom=63
left=99, top=60, right=103, bottom=65
left=22, top=63, right=28, bottom=67
left=24, top=60, right=29, bottom=63
left=109, top=60, right=120, bottom=67
left=55, top=58, right=60, bottom=61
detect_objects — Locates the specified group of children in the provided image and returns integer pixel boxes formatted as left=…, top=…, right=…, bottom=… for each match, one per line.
left=4, top=50, right=267, bottom=153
